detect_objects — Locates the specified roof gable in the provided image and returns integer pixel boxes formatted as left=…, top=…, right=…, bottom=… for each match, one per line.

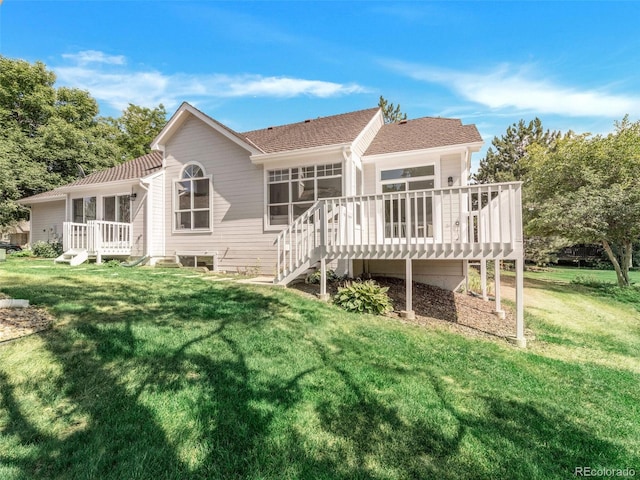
left=364, top=117, right=483, bottom=157
left=151, top=102, right=262, bottom=154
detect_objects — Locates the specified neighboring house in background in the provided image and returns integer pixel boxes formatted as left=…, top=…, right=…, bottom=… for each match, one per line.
left=18, top=102, right=526, bottom=344
left=1, top=221, right=30, bottom=246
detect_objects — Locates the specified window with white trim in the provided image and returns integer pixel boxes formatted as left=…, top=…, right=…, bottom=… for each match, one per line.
left=267, top=163, right=342, bottom=226
left=174, top=164, right=211, bottom=230
left=103, top=195, right=131, bottom=223
left=72, top=197, right=96, bottom=223
left=380, top=165, right=435, bottom=238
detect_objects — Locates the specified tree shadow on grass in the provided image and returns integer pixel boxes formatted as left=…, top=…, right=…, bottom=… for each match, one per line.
left=297, top=340, right=631, bottom=480
left=0, top=280, right=317, bottom=479
left=0, top=273, right=634, bottom=479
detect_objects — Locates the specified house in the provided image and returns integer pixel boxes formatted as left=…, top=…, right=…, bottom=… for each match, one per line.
left=1, top=220, right=30, bottom=246
left=18, top=102, right=526, bottom=345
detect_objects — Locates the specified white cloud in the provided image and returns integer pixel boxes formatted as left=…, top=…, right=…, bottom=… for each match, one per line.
left=61, top=50, right=126, bottom=66
left=54, top=51, right=367, bottom=112
left=383, top=60, right=640, bottom=118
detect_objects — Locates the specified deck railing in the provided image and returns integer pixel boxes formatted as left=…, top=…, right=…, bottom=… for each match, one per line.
left=275, top=182, right=523, bottom=283
left=63, top=221, right=132, bottom=255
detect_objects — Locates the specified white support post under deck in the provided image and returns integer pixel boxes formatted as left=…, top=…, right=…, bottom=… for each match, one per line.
left=319, top=257, right=329, bottom=302
left=514, top=257, right=526, bottom=347
left=480, top=259, right=488, bottom=301
left=400, top=258, right=415, bottom=320
left=494, top=259, right=505, bottom=319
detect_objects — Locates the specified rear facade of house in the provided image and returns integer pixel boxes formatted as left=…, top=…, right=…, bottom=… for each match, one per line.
left=19, top=103, right=525, bottom=342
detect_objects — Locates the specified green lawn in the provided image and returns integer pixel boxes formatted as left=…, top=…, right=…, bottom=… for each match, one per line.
left=523, top=264, right=640, bottom=285
left=0, top=258, right=638, bottom=479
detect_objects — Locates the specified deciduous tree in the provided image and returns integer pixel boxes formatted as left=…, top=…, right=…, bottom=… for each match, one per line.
left=525, top=117, right=640, bottom=287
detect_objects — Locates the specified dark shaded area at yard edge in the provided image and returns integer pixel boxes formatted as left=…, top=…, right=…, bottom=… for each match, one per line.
left=0, top=272, right=628, bottom=480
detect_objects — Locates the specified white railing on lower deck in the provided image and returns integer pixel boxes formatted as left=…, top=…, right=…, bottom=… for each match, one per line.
left=63, top=221, right=132, bottom=255
left=275, top=182, right=523, bottom=282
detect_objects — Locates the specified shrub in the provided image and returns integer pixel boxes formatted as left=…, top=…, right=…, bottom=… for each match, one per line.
left=571, top=274, right=610, bottom=288
left=32, top=241, right=63, bottom=258
left=11, top=249, right=33, bottom=258
left=104, top=259, right=121, bottom=268
left=334, top=280, right=393, bottom=315
left=305, top=269, right=343, bottom=284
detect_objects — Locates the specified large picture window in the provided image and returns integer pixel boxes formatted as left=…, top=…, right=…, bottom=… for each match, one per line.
left=267, top=163, right=342, bottom=226
left=175, top=164, right=211, bottom=231
left=72, top=197, right=96, bottom=223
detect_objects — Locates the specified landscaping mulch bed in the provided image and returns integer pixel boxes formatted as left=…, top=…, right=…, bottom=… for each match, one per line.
left=0, top=307, right=54, bottom=343
left=293, top=276, right=528, bottom=342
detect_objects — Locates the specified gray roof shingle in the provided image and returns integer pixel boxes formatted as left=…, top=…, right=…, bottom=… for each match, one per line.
left=18, top=151, right=163, bottom=203
left=243, top=108, right=380, bottom=154
left=364, top=117, right=482, bottom=156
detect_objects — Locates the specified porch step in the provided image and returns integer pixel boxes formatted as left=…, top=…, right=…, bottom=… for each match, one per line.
left=55, top=249, right=89, bottom=266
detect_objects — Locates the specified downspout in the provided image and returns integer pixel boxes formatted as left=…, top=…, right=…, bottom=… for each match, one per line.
left=139, top=179, right=151, bottom=258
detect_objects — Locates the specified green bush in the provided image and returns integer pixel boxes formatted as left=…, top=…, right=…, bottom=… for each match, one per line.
left=11, top=249, right=33, bottom=258
left=571, top=274, right=609, bottom=288
left=305, top=269, right=343, bottom=284
left=104, top=259, right=121, bottom=268
left=31, top=241, right=63, bottom=258
left=334, top=280, right=393, bottom=315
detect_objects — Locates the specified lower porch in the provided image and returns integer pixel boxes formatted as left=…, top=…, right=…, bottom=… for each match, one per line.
left=61, top=221, right=133, bottom=263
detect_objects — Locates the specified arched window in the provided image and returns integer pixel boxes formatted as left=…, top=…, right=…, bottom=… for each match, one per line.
left=175, top=163, right=211, bottom=230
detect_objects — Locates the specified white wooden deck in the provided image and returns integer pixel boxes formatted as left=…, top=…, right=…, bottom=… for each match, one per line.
left=275, top=182, right=524, bottom=284
left=274, top=181, right=526, bottom=346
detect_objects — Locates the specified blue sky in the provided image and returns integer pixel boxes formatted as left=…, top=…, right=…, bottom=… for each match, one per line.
left=2, top=1, right=640, bottom=170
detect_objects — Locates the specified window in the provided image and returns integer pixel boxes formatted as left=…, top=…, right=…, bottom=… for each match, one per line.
left=380, top=164, right=435, bottom=238
left=103, top=195, right=131, bottom=223
left=72, top=197, right=96, bottom=223
left=175, top=164, right=211, bottom=231
left=267, top=163, right=342, bottom=226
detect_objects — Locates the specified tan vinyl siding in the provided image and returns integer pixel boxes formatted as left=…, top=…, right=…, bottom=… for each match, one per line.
left=130, top=184, right=146, bottom=256
left=359, top=259, right=464, bottom=291
left=30, top=200, right=65, bottom=244
left=150, top=173, right=165, bottom=256
left=440, top=153, right=463, bottom=243
left=164, top=115, right=276, bottom=273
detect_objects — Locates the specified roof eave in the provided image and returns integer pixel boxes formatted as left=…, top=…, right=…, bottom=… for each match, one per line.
left=16, top=194, right=66, bottom=205
left=362, top=141, right=484, bottom=163
left=250, top=142, right=351, bottom=165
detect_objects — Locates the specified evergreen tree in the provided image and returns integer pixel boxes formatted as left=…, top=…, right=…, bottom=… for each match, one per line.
left=378, top=96, right=407, bottom=124
left=474, top=118, right=559, bottom=184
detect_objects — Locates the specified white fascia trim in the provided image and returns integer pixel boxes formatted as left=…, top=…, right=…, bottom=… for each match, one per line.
left=251, top=143, right=351, bottom=165
left=351, top=109, right=384, bottom=152
left=141, top=168, right=164, bottom=184
left=57, top=178, right=139, bottom=193
left=151, top=103, right=262, bottom=155
left=361, top=141, right=484, bottom=164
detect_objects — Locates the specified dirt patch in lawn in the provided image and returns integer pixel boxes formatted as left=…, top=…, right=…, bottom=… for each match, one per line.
left=0, top=307, right=54, bottom=343
left=293, top=276, right=532, bottom=343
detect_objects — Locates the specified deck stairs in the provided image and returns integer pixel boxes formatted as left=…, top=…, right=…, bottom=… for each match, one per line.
left=55, top=249, right=89, bottom=266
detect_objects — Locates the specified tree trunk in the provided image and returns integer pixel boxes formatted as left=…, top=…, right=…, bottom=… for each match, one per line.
left=602, top=239, right=631, bottom=287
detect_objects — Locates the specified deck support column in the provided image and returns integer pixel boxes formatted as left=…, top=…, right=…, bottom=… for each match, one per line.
left=318, top=257, right=329, bottom=301
left=95, top=251, right=102, bottom=265
left=400, top=258, right=415, bottom=320
left=493, top=259, right=505, bottom=319
left=514, top=256, right=526, bottom=347
left=480, top=259, right=488, bottom=301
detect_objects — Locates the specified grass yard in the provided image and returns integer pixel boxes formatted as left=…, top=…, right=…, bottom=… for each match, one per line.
left=0, top=259, right=638, bottom=479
